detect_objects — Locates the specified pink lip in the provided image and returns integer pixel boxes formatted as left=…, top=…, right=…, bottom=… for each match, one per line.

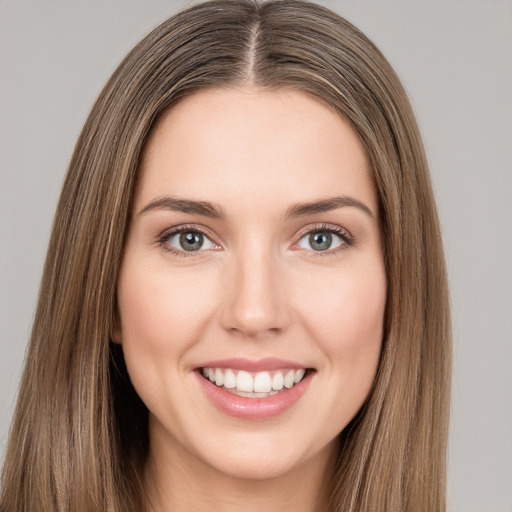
left=195, top=368, right=315, bottom=420
left=196, top=357, right=310, bottom=372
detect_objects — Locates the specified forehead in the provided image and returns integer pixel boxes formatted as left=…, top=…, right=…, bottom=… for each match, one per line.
left=135, top=87, right=377, bottom=216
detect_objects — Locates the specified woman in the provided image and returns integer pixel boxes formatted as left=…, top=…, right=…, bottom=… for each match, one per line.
left=0, top=0, right=451, bottom=511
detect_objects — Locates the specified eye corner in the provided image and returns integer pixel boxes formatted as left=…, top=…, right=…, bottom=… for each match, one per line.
left=156, top=224, right=223, bottom=257
left=292, top=223, right=355, bottom=256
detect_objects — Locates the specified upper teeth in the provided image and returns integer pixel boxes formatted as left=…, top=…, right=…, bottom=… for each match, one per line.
left=201, top=367, right=306, bottom=393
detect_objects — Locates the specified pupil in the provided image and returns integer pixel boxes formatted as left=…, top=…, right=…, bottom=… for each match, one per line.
left=310, top=231, right=332, bottom=251
left=180, top=231, right=203, bottom=251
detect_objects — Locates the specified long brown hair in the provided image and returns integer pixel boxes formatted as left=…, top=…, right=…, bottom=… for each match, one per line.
left=1, top=1, right=451, bottom=510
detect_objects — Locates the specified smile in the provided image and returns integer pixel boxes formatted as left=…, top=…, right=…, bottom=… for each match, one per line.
left=200, top=367, right=308, bottom=397
left=195, top=358, right=316, bottom=420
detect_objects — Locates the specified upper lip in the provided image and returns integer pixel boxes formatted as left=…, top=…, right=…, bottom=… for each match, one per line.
left=196, top=357, right=313, bottom=372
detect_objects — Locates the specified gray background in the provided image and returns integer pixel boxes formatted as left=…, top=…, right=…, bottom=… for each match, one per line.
left=1, top=0, right=511, bottom=510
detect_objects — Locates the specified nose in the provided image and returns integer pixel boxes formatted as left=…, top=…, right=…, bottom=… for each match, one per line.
left=220, top=245, right=290, bottom=339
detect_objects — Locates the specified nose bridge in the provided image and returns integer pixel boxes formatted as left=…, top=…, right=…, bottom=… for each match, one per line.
left=221, top=236, right=289, bottom=337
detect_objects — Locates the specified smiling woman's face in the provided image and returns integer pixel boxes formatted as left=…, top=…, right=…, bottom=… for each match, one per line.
left=116, top=87, right=386, bottom=484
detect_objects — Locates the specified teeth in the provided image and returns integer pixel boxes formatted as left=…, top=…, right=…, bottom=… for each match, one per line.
left=224, top=369, right=236, bottom=389
left=236, top=370, right=254, bottom=392
left=214, top=368, right=224, bottom=386
left=201, top=367, right=308, bottom=396
left=284, top=370, right=295, bottom=389
left=272, top=371, right=284, bottom=391
left=294, top=368, right=306, bottom=384
left=230, top=389, right=280, bottom=398
left=253, top=371, right=272, bottom=393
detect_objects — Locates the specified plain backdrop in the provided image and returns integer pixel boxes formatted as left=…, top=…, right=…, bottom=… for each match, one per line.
left=1, top=1, right=511, bottom=510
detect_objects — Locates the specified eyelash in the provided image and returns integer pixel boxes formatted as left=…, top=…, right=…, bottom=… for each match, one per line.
left=157, top=224, right=219, bottom=258
left=293, top=223, right=355, bottom=258
left=156, top=223, right=355, bottom=258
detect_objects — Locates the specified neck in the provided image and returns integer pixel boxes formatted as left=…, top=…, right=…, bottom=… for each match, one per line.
left=143, top=431, right=339, bottom=512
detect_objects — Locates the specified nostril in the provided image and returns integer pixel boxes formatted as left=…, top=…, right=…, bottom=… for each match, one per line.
left=219, top=272, right=290, bottom=336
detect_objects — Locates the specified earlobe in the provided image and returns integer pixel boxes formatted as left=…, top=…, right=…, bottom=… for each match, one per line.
left=111, top=328, right=122, bottom=344
left=111, top=310, right=123, bottom=344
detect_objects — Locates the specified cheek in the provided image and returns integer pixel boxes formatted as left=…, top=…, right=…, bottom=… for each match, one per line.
left=117, top=260, right=217, bottom=351
left=296, top=260, right=386, bottom=371
left=116, top=256, right=222, bottom=416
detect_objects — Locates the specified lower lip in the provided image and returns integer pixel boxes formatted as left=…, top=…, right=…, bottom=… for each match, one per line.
left=195, top=370, right=315, bottom=420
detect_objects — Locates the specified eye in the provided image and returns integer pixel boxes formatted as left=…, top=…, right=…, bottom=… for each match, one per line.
left=296, top=227, right=349, bottom=252
left=160, top=228, right=218, bottom=253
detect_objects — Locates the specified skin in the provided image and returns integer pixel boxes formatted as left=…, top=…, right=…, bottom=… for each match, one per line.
left=115, top=87, right=387, bottom=512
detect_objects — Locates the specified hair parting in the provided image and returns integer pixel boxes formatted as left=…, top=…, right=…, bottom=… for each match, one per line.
left=1, top=1, right=451, bottom=511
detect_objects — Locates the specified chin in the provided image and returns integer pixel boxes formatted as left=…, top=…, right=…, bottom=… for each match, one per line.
left=207, top=450, right=305, bottom=481
left=196, top=429, right=336, bottom=482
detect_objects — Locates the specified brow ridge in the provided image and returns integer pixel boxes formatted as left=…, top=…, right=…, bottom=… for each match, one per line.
left=285, top=196, right=373, bottom=218
left=138, top=196, right=225, bottom=218
left=139, top=195, right=373, bottom=220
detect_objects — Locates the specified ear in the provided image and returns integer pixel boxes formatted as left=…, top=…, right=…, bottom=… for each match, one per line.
left=112, top=329, right=122, bottom=344
left=111, top=310, right=123, bottom=344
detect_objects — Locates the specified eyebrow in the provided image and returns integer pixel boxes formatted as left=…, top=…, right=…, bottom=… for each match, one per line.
left=138, top=194, right=373, bottom=220
left=284, top=196, right=374, bottom=219
left=138, top=196, right=225, bottom=219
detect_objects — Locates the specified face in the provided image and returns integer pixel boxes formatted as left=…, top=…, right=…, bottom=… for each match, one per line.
left=116, top=87, right=386, bottom=483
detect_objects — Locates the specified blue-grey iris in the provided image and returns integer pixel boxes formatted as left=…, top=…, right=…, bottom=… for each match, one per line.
left=180, top=232, right=203, bottom=251
left=309, top=231, right=332, bottom=251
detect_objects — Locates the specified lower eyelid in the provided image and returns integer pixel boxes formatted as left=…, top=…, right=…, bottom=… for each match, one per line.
left=157, top=227, right=219, bottom=253
left=171, top=232, right=214, bottom=250
left=156, top=224, right=353, bottom=256
left=296, top=225, right=352, bottom=244
left=296, top=233, right=343, bottom=250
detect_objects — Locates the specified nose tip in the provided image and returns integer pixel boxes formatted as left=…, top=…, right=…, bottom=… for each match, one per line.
left=226, top=317, right=282, bottom=339
left=220, top=254, right=290, bottom=339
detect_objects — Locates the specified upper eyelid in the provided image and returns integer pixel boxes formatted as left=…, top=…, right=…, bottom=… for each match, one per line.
left=157, top=226, right=223, bottom=259
left=156, top=224, right=221, bottom=253
left=295, top=223, right=353, bottom=241
left=157, top=222, right=353, bottom=250
left=158, top=224, right=217, bottom=241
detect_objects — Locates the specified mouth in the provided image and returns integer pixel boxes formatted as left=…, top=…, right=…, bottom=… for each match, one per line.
left=198, top=366, right=314, bottom=398
left=194, top=359, right=316, bottom=419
